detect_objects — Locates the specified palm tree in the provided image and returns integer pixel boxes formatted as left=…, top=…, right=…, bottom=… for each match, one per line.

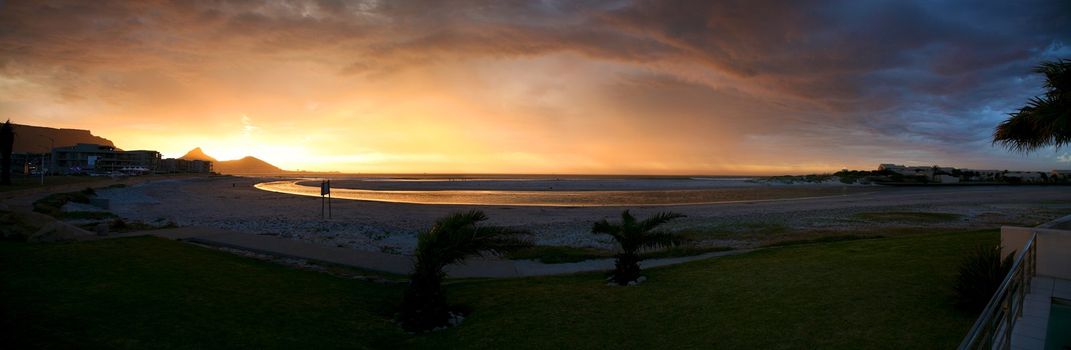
left=994, top=58, right=1070, bottom=152
left=399, top=210, right=530, bottom=331
left=1, top=120, right=14, bottom=185
left=593, top=210, right=685, bottom=285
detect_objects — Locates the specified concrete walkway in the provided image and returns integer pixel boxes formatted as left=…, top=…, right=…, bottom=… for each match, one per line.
left=124, top=226, right=750, bottom=278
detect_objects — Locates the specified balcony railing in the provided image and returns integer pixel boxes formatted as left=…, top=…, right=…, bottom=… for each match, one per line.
left=957, top=233, right=1038, bottom=350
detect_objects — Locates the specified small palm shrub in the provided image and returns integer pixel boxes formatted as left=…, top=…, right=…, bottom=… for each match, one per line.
left=953, top=244, right=1014, bottom=312
left=592, top=210, right=685, bottom=285
left=399, top=210, right=530, bottom=332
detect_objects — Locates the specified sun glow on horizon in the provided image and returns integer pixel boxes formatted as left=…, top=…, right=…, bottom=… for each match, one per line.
left=2, top=1, right=1067, bottom=175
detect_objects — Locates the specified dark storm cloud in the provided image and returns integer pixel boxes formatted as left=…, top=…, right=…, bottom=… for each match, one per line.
left=1, top=0, right=1069, bottom=169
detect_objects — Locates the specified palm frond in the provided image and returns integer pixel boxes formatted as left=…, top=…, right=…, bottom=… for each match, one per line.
left=993, top=95, right=1069, bottom=152
left=994, top=58, right=1071, bottom=152
left=1034, top=58, right=1070, bottom=94
left=592, top=218, right=624, bottom=242
left=620, top=210, right=637, bottom=230
left=414, top=210, right=530, bottom=269
left=638, top=212, right=686, bottom=232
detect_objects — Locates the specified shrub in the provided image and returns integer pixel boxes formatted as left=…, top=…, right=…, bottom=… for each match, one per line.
left=953, top=245, right=1014, bottom=312
left=592, top=210, right=685, bottom=285
left=32, top=191, right=92, bottom=217
left=111, top=218, right=128, bottom=230
left=399, top=210, right=530, bottom=332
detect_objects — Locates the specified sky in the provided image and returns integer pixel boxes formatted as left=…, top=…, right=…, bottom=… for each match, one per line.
left=1, top=0, right=1069, bottom=175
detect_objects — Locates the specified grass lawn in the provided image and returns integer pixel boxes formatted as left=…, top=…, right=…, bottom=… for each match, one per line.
left=0, top=237, right=407, bottom=349
left=853, top=211, right=962, bottom=223
left=1, top=230, right=992, bottom=349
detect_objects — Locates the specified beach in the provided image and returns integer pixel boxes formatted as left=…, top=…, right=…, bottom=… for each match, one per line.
left=98, top=176, right=1071, bottom=254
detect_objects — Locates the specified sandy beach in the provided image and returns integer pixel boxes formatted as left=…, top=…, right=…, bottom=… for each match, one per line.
left=97, top=176, right=1071, bottom=254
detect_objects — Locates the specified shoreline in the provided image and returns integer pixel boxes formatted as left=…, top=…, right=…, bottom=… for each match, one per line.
left=84, top=176, right=1071, bottom=255
left=255, top=179, right=874, bottom=207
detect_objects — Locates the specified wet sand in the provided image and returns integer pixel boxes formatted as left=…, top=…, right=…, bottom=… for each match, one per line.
left=98, top=176, right=1071, bottom=255
left=256, top=179, right=872, bottom=206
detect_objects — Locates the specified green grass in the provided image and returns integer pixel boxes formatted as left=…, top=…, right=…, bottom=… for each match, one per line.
left=0, top=237, right=407, bottom=349
left=853, top=211, right=961, bottom=223
left=1, top=231, right=993, bottom=349
left=764, top=234, right=881, bottom=247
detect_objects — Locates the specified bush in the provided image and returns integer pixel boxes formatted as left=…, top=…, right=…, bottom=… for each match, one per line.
left=592, top=210, right=685, bottom=285
left=32, top=191, right=92, bottom=217
left=953, top=245, right=1014, bottom=312
left=399, top=211, right=530, bottom=332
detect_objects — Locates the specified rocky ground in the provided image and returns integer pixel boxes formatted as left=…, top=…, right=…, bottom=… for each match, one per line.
left=96, top=176, right=1071, bottom=255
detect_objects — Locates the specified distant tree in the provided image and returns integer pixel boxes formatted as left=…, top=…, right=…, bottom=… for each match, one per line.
left=1, top=120, right=14, bottom=185
left=593, top=210, right=685, bottom=285
left=994, top=58, right=1070, bottom=152
left=399, top=210, right=530, bottom=332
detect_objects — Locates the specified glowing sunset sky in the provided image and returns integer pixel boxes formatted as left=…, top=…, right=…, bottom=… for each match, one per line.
left=1, top=0, right=1069, bottom=174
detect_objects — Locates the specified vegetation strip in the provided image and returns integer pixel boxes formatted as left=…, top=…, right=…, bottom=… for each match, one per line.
left=1, top=229, right=992, bottom=349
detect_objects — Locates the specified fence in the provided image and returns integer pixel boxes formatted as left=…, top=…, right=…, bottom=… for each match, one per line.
left=957, top=233, right=1038, bottom=350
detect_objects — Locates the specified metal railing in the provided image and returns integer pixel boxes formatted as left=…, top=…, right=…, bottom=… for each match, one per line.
left=957, top=233, right=1038, bottom=350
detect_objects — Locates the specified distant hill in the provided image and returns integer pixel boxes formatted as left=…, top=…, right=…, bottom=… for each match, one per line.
left=9, top=123, right=115, bottom=152
left=180, top=147, right=284, bottom=174
left=214, top=156, right=283, bottom=174
left=179, top=147, right=218, bottom=162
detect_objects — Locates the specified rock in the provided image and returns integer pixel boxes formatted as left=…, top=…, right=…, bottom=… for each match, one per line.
left=447, top=313, right=465, bottom=326
left=29, top=221, right=93, bottom=242
left=95, top=222, right=109, bottom=236
left=61, top=201, right=110, bottom=213
left=89, top=198, right=110, bottom=210
left=637, top=276, right=647, bottom=283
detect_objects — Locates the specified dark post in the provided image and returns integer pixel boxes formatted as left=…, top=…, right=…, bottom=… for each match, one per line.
left=0, top=120, right=14, bottom=186
left=320, top=179, right=331, bottom=219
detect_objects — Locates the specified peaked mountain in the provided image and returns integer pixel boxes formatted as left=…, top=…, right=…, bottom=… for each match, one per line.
left=214, top=156, right=283, bottom=174
left=179, top=147, right=218, bottom=162
left=180, top=148, right=284, bottom=174
left=10, top=123, right=114, bottom=152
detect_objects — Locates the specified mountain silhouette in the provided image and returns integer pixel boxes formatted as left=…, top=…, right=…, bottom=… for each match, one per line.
left=214, top=156, right=283, bottom=174
left=10, top=123, right=114, bottom=152
left=182, top=147, right=284, bottom=174
left=179, top=147, right=218, bottom=162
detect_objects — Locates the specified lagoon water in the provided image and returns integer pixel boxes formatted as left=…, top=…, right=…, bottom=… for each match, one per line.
left=253, top=176, right=856, bottom=206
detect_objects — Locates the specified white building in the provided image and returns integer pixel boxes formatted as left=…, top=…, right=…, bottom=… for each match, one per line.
left=935, top=175, right=960, bottom=183
left=1003, top=171, right=1044, bottom=182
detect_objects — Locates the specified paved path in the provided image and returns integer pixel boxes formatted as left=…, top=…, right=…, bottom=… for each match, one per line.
left=126, top=226, right=750, bottom=278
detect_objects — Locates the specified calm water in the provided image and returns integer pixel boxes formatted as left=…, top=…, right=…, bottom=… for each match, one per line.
left=254, top=177, right=857, bottom=206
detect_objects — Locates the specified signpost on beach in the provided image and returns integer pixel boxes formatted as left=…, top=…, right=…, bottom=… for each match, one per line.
left=320, top=180, right=331, bottom=219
